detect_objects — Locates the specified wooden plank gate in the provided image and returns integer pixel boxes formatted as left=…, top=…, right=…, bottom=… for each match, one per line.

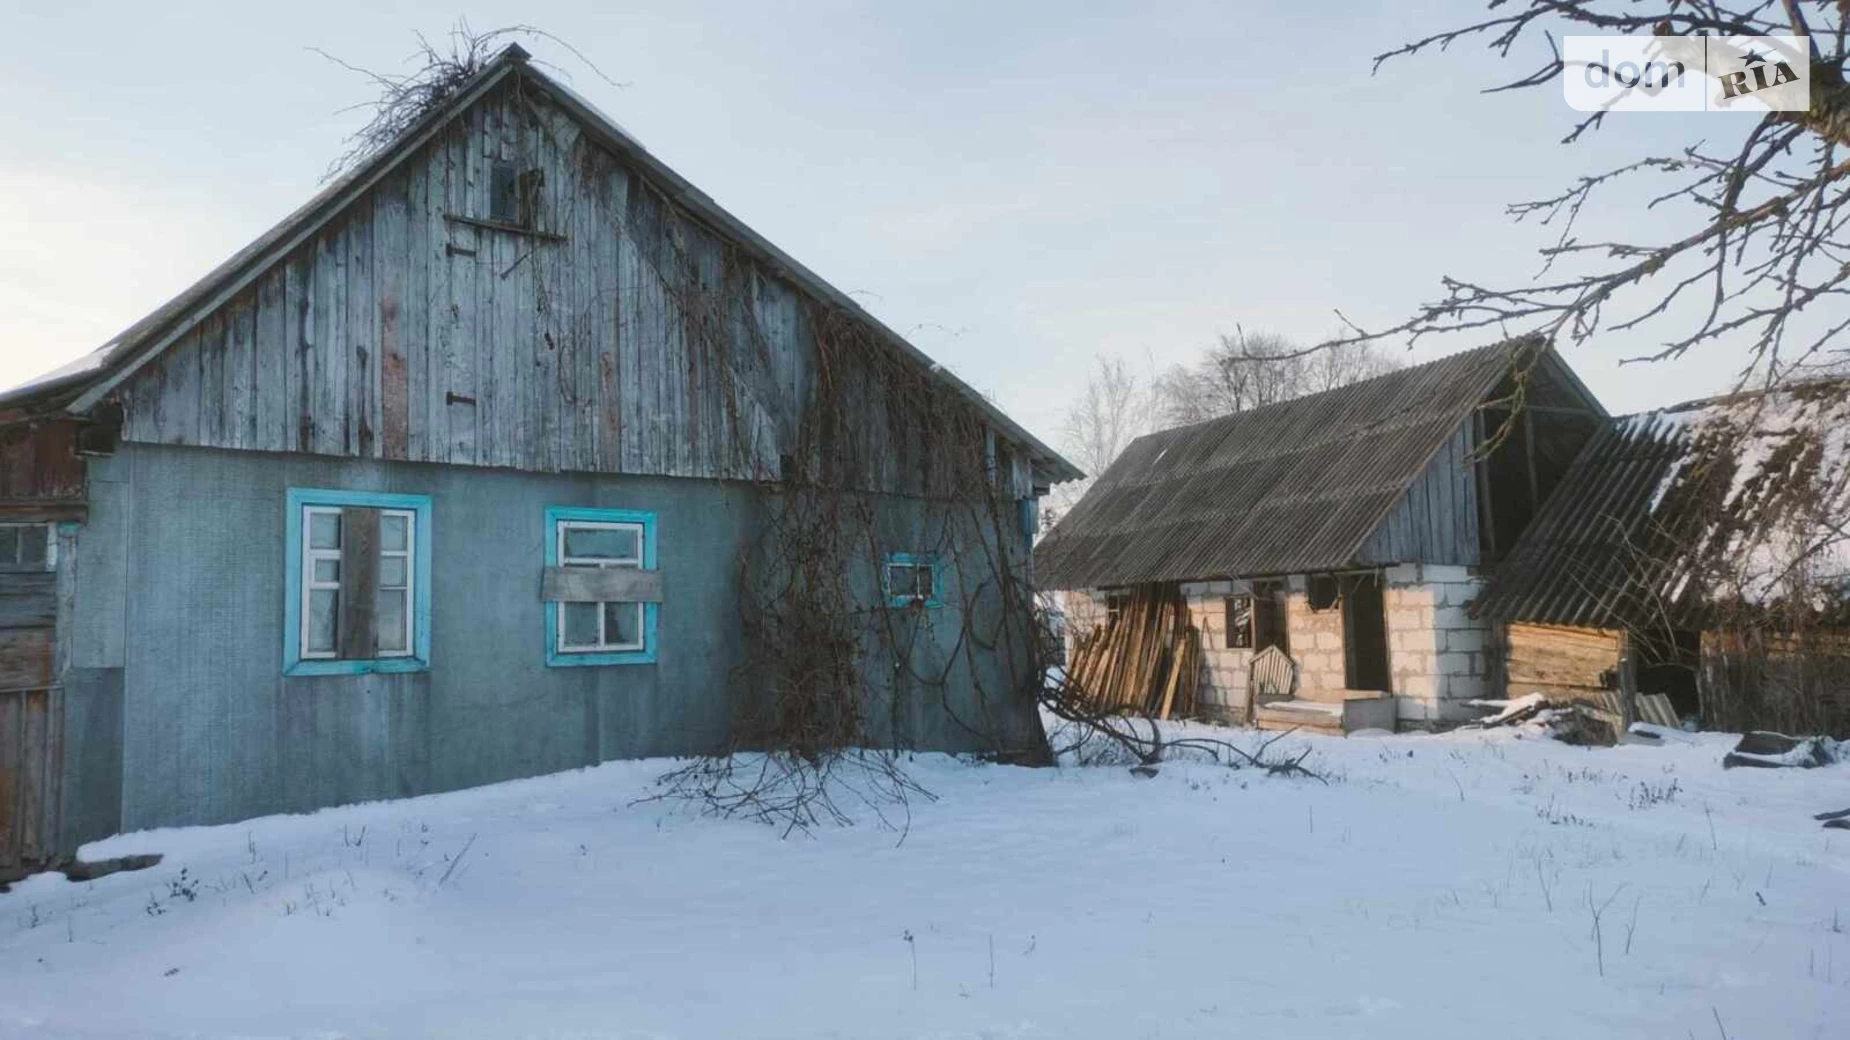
left=0, top=522, right=62, bottom=883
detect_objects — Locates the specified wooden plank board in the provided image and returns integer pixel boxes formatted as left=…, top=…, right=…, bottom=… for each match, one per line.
left=0, top=690, right=17, bottom=868
left=377, top=172, right=411, bottom=461
left=0, top=573, right=56, bottom=629
left=541, top=567, right=664, bottom=603
left=337, top=507, right=380, bottom=660
left=16, top=687, right=47, bottom=863
left=0, top=628, right=53, bottom=689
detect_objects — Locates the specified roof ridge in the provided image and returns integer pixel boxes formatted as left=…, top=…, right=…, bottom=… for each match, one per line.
left=1137, top=334, right=1541, bottom=444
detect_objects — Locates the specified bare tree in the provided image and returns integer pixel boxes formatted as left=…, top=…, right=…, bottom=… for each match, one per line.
left=1152, top=330, right=1399, bottom=427
left=1306, top=2, right=1850, bottom=401
left=1055, top=355, right=1150, bottom=504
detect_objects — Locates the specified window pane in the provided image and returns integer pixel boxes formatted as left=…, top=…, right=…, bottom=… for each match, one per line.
left=308, top=511, right=341, bottom=550
left=379, top=556, right=408, bottom=588
left=561, top=602, right=600, bottom=647
left=376, top=590, right=408, bottom=653
left=17, top=527, right=46, bottom=567
left=0, top=527, right=15, bottom=564
left=605, top=601, right=643, bottom=648
left=564, top=525, right=638, bottom=561
left=308, top=589, right=338, bottom=653
left=913, top=565, right=935, bottom=599
left=313, top=559, right=340, bottom=583
left=380, top=513, right=409, bottom=552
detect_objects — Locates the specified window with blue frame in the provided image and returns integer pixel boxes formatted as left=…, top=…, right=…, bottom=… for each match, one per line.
left=884, top=552, right=943, bottom=608
left=284, top=488, right=432, bottom=676
left=544, top=507, right=659, bottom=666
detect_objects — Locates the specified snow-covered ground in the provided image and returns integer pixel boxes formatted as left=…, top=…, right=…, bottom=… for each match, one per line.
left=1, top=721, right=1845, bottom=1039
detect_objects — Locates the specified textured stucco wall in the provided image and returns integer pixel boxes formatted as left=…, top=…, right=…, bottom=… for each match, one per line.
left=58, top=443, right=1039, bottom=843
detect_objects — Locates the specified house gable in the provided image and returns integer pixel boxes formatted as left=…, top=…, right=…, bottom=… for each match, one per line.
left=7, top=49, right=1076, bottom=498
left=1356, top=347, right=1605, bottom=569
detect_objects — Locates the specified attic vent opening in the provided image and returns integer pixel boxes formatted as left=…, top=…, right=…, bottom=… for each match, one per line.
left=488, top=162, right=544, bottom=225
left=489, top=162, right=519, bottom=223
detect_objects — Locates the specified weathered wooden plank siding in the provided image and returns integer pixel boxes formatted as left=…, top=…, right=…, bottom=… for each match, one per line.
left=1358, top=423, right=1481, bottom=567
left=114, top=80, right=1019, bottom=499
left=1505, top=621, right=1620, bottom=699
left=0, top=420, right=87, bottom=516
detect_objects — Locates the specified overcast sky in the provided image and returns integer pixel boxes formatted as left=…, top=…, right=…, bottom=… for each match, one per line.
left=0, top=1, right=1802, bottom=449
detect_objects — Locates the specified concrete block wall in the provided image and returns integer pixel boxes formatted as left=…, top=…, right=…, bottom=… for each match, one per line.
left=1069, top=566, right=1493, bottom=730
left=1384, top=563, right=1493, bottom=726
left=1178, top=580, right=1253, bottom=719
left=1283, top=575, right=1347, bottom=698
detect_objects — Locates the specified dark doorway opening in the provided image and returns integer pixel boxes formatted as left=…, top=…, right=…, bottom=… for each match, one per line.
left=1342, top=573, right=1391, bottom=691
left=1253, top=579, right=1289, bottom=655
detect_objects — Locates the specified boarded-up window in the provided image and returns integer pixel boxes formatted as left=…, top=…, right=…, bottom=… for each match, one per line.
left=556, top=520, right=647, bottom=653
left=286, top=489, right=429, bottom=675
left=542, top=507, right=659, bottom=666
left=299, top=506, right=416, bottom=661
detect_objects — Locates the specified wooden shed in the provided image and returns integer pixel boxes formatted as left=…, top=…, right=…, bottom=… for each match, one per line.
left=1474, top=381, right=1850, bottom=735
left=1036, top=339, right=1605, bottom=731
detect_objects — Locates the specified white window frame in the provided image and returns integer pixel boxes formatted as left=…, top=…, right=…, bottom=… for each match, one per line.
left=554, top=519, right=647, bottom=655
left=298, top=505, right=417, bottom=661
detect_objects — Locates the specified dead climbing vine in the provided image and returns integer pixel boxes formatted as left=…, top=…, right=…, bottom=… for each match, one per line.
left=320, top=24, right=1294, bottom=832
left=313, top=21, right=623, bottom=182
left=618, top=175, right=1053, bottom=834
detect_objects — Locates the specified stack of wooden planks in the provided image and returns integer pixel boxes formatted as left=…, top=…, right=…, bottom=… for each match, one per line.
left=1066, top=584, right=1202, bottom=719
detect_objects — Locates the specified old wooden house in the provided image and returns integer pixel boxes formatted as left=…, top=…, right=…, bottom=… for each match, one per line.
left=1473, top=381, right=1850, bottom=736
left=1036, top=339, right=1604, bottom=732
left=0, top=45, right=1078, bottom=881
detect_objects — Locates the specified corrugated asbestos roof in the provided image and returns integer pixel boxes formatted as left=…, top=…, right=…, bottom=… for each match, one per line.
left=1470, top=412, right=1694, bottom=629
left=0, top=45, right=1080, bottom=485
left=1034, top=338, right=1541, bottom=589
left=1474, top=380, right=1850, bottom=629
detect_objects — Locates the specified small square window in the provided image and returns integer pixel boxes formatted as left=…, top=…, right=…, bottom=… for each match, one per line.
left=885, top=553, right=943, bottom=608
left=0, top=523, right=52, bottom=572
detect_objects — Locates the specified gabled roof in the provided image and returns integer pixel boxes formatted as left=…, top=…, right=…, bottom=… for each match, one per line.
left=1034, top=337, right=1588, bottom=589
left=1473, top=380, right=1850, bottom=629
left=1, top=45, right=1080, bottom=484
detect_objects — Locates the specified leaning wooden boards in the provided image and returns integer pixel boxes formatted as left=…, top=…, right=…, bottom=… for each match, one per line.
left=1067, top=584, right=1201, bottom=719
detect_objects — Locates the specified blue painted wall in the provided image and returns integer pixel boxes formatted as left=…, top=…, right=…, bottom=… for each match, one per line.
left=59, top=443, right=1040, bottom=842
